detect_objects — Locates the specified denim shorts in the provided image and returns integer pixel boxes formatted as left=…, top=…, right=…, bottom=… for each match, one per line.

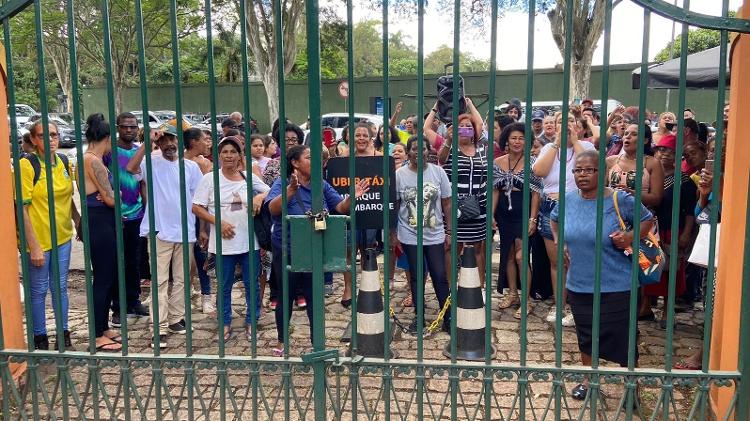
left=538, top=196, right=558, bottom=241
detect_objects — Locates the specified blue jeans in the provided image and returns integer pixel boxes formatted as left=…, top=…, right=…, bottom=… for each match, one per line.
left=28, top=240, right=72, bottom=336
left=219, top=251, right=261, bottom=327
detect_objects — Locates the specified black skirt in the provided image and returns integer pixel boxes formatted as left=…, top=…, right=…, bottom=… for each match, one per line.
left=566, top=289, right=637, bottom=367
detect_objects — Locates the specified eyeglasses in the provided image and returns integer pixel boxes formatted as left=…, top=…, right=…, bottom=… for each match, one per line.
left=285, top=137, right=299, bottom=143
left=34, top=132, right=59, bottom=139
left=118, top=124, right=138, bottom=130
left=572, top=167, right=597, bottom=175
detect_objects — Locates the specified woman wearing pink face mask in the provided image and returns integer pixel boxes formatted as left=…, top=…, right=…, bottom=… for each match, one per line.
left=429, top=98, right=489, bottom=285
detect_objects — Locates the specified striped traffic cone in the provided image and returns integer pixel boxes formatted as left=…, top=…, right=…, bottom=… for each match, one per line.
left=443, top=245, right=495, bottom=361
left=347, top=248, right=396, bottom=358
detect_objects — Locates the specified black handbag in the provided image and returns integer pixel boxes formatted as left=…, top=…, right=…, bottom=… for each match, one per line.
left=253, top=201, right=274, bottom=250
left=456, top=195, right=481, bottom=222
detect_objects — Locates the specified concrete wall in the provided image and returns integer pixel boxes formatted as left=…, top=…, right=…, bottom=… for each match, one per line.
left=82, top=63, right=725, bottom=132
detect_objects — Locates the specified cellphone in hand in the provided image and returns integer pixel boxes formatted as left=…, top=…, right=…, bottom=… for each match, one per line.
left=705, top=159, right=715, bottom=170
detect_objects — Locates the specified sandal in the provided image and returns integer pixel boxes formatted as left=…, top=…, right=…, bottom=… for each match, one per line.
left=272, top=347, right=285, bottom=357
left=401, top=295, right=413, bottom=307
left=514, top=303, right=532, bottom=320
left=95, top=339, right=122, bottom=353
left=104, top=331, right=122, bottom=344
left=245, top=325, right=253, bottom=341
left=498, top=294, right=520, bottom=310
left=223, top=326, right=233, bottom=342
left=673, top=359, right=701, bottom=370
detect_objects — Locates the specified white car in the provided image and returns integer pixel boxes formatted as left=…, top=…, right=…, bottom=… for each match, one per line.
left=301, top=113, right=384, bottom=140
left=10, top=104, right=37, bottom=125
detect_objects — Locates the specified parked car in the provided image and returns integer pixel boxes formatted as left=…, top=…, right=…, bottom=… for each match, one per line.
left=301, top=113, right=383, bottom=141
left=10, top=104, right=37, bottom=125
left=131, top=111, right=163, bottom=129
left=24, top=116, right=77, bottom=148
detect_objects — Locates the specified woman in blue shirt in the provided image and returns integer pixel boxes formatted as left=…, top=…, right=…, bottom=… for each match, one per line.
left=265, top=145, right=369, bottom=356
left=551, top=149, right=654, bottom=400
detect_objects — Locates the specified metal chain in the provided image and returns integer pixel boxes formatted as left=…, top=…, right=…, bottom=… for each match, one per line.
left=377, top=272, right=451, bottom=336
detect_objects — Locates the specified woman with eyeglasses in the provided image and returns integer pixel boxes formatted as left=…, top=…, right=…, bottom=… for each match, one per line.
left=20, top=120, right=81, bottom=350
left=262, top=120, right=305, bottom=312
left=532, top=113, right=596, bottom=327
left=551, top=149, right=654, bottom=401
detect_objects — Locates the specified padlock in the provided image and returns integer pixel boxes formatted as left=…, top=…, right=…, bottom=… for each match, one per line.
left=314, top=214, right=327, bottom=231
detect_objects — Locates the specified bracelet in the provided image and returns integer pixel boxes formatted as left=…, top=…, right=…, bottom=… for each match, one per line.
left=529, top=218, right=537, bottom=223
left=550, top=143, right=560, bottom=149
left=432, top=108, right=438, bottom=113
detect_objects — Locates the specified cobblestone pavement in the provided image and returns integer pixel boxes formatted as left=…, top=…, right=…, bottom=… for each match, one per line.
left=10, top=240, right=719, bottom=420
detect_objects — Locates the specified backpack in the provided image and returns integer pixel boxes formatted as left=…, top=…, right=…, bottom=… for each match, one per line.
left=24, top=153, right=71, bottom=186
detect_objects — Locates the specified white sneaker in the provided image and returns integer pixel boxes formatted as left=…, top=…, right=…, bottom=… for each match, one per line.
left=202, top=294, right=216, bottom=314
left=562, top=312, right=576, bottom=327
left=546, top=305, right=557, bottom=323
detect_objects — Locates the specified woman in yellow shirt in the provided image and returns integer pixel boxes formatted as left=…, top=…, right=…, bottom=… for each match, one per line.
left=20, top=120, right=80, bottom=350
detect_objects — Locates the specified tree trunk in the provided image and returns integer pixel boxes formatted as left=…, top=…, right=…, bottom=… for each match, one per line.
left=571, top=50, right=594, bottom=101
left=261, top=65, right=280, bottom=124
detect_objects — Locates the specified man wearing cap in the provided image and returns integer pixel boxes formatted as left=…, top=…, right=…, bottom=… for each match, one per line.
left=531, top=110, right=545, bottom=138
left=221, top=118, right=241, bottom=137
left=126, top=121, right=203, bottom=348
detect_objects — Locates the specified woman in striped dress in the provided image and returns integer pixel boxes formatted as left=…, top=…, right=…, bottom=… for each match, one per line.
left=433, top=102, right=488, bottom=284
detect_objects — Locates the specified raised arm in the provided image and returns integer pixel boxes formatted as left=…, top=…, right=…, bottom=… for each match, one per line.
left=389, top=101, right=403, bottom=127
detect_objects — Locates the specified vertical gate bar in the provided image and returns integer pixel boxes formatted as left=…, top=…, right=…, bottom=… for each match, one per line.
left=380, top=0, right=391, bottom=374
left=3, top=12, right=37, bottom=421
left=344, top=0, right=359, bottom=417
left=273, top=1, right=291, bottom=418
left=664, top=5, right=691, bottom=410
left=237, top=0, right=259, bottom=417
left=380, top=3, right=393, bottom=420
left=31, top=1, right=59, bottom=418
left=415, top=0, right=425, bottom=418
left=99, top=0, right=129, bottom=362
left=33, top=0, right=64, bottom=354
left=485, top=0, right=499, bottom=418
left=303, top=0, right=327, bottom=419
left=626, top=9, right=651, bottom=418
left=590, top=1, right=615, bottom=419
left=345, top=0, right=357, bottom=361
left=449, top=3, right=460, bottom=421
left=555, top=0, right=575, bottom=419
left=202, top=2, right=228, bottom=420
left=737, top=175, right=750, bottom=421
left=166, top=0, right=192, bottom=361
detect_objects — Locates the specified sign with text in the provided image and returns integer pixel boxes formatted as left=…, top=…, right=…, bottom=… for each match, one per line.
left=326, top=156, right=397, bottom=229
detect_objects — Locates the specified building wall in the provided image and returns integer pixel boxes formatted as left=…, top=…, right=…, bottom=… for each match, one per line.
left=82, top=64, right=725, bottom=132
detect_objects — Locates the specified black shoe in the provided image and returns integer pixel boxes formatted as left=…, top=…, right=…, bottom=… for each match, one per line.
left=111, top=312, right=122, bottom=328
left=441, top=319, right=451, bottom=333
left=54, top=330, right=72, bottom=350
left=168, top=319, right=189, bottom=334
left=127, top=303, right=149, bottom=318
left=150, top=334, right=168, bottom=349
left=571, top=383, right=588, bottom=401
left=33, top=334, right=49, bottom=350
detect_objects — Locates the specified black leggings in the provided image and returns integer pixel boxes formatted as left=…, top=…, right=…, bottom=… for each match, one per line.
left=272, top=244, right=314, bottom=344
left=87, top=207, right=118, bottom=337
left=111, top=218, right=143, bottom=311
left=402, top=243, right=451, bottom=320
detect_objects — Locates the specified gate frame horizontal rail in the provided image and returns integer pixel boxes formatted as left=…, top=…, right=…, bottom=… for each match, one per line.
left=632, top=0, right=750, bottom=32
left=0, top=350, right=741, bottom=381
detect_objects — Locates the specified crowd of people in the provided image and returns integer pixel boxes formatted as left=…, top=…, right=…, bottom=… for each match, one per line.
left=18, top=96, right=726, bottom=397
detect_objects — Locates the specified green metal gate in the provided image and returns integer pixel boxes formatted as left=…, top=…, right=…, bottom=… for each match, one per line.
left=1, top=0, right=750, bottom=419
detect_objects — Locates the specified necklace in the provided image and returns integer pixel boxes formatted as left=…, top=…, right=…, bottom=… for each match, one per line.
left=557, top=147, right=574, bottom=164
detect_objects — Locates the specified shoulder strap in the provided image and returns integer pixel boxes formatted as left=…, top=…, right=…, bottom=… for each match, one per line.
left=57, top=153, right=70, bottom=175
left=612, top=190, right=627, bottom=230
left=24, top=154, right=42, bottom=186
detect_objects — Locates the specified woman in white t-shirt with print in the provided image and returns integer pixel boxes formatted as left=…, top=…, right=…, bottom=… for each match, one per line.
left=192, top=136, right=270, bottom=342
left=532, top=113, right=595, bottom=326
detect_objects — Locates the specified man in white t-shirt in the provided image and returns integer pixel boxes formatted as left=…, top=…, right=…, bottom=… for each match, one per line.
left=127, top=122, right=203, bottom=348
